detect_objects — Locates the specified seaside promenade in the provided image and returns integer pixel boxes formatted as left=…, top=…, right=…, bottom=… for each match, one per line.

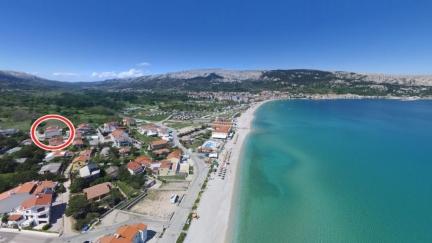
left=184, top=101, right=266, bottom=243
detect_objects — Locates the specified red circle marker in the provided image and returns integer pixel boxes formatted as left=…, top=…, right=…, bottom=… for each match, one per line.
left=30, top=114, right=76, bottom=151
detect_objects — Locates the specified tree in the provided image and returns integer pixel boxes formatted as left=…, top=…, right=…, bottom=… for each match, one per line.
left=69, top=177, right=89, bottom=193
left=1, top=214, right=9, bottom=223
left=65, top=195, right=90, bottom=219
left=55, top=183, right=66, bottom=194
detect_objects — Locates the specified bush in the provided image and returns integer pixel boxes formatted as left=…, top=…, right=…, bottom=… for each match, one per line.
left=177, top=232, right=187, bottom=243
left=42, top=224, right=52, bottom=231
left=69, top=177, right=90, bottom=193
left=55, top=183, right=66, bottom=194
left=65, top=195, right=90, bottom=218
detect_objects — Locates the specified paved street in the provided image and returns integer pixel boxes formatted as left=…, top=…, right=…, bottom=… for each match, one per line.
left=158, top=128, right=210, bottom=243
left=0, top=231, right=60, bottom=243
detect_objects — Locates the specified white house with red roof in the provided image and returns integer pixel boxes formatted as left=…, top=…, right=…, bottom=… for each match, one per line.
left=44, top=125, right=62, bottom=139
left=0, top=180, right=56, bottom=214
left=109, top=129, right=132, bottom=148
left=97, top=223, right=148, bottom=243
left=126, top=155, right=152, bottom=175
left=14, top=193, right=53, bottom=227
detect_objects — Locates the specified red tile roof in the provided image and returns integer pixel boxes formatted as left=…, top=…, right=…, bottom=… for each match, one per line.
left=72, top=149, right=92, bottom=164
left=49, top=136, right=64, bottom=146
left=167, top=149, right=182, bottom=160
left=150, top=139, right=168, bottom=146
left=0, top=180, right=56, bottom=201
left=153, top=148, right=170, bottom=155
left=134, top=155, right=152, bottom=166
left=111, top=129, right=128, bottom=140
left=98, top=223, right=147, bottom=243
left=83, top=182, right=112, bottom=200
left=73, top=137, right=84, bottom=146
left=160, top=160, right=172, bottom=169
left=15, top=182, right=37, bottom=194
left=8, top=214, right=23, bottom=222
left=21, top=193, right=52, bottom=209
left=212, top=124, right=231, bottom=133
left=33, top=180, right=57, bottom=194
left=127, top=161, right=142, bottom=172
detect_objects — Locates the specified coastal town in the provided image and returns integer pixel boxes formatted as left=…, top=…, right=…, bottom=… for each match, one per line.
left=0, top=91, right=278, bottom=243
left=1, top=88, right=430, bottom=242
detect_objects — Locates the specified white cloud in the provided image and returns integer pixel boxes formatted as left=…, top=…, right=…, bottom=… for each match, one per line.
left=137, top=62, right=151, bottom=67
left=91, top=68, right=144, bottom=79
left=52, top=72, right=78, bottom=76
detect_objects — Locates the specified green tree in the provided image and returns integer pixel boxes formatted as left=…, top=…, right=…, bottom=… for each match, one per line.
left=65, top=195, right=90, bottom=219
left=69, top=177, right=89, bottom=193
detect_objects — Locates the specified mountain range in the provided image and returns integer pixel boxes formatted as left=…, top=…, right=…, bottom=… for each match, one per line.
left=1, top=69, right=432, bottom=96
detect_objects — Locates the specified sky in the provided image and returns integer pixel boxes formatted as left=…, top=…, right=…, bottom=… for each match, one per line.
left=0, top=0, right=431, bottom=81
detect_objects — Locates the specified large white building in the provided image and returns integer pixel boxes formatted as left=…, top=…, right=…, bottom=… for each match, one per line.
left=14, top=193, right=53, bottom=227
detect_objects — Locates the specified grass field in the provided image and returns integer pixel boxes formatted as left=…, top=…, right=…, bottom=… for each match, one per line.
left=164, top=121, right=194, bottom=129
left=116, top=180, right=140, bottom=198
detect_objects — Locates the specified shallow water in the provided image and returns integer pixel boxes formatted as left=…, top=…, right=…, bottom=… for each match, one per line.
left=233, top=100, right=432, bottom=243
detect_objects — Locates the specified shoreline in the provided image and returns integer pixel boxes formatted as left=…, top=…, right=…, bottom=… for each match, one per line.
left=184, top=100, right=271, bottom=243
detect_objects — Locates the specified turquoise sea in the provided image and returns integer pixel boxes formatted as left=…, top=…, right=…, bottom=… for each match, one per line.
left=232, top=100, right=432, bottom=243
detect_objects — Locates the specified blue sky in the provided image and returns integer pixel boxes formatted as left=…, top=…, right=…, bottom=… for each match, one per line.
left=0, top=0, right=431, bottom=81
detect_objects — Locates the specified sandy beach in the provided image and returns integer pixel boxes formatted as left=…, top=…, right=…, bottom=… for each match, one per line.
left=185, top=100, right=270, bottom=243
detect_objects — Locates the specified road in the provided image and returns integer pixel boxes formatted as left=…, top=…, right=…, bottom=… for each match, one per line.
left=0, top=230, right=60, bottom=243
left=59, top=163, right=74, bottom=237
left=157, top=125, right=210, bottom=243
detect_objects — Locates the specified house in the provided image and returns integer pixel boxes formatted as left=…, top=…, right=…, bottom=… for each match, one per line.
left=134, top=155, right=152, bottom=167
left=0, top=183, right=35, bottom=214
left=0, top=180, right=56, bottom=214
left=122, top=117, right=136, bottom=127
left=119, top=146, right=131, bottom=155
left=211, top=124, right=232, bottom=139
left=149, top=139, right=168, bottom=150
left=73, top=136, right=84, bottom=147
left=158, top=160, right=173, bottom=176
left=157, top=127, right=170, bottom=140
left=15, top=158, right=27, bottom=164
left=0, top=128, right=19, bottom=136
left=6, top=147, right=22, bottom=155
left=39, top=163, right=62, bottom=175
left=167, top=149, right=182, bottom=174
left=102, top=122, right=120, bottom=134
left=79, top=163, right=101, bottom=178
left=14, top=193, right=53, bottom=226
left=33, top=180, right=57, bottom=194
left=83, top=182, right=112, bottom=201
left=44, top=126, right=62, bottom=139
left=20, top=138, right=33, bottom=146
left=97, top=223, right=148, bottom=243
left=48, top=136, right=64, bottom=146
left=138, top=124, right=159, bottom=136
left=44, top=150, right=73, bottom=162
left=153, top=148, right=170, bottom=157
left=100, top=147, right=110, bottom=158
left=110, top=129, right=132, bottom=148
left=167, top=149, right=182, bottom=164
left=127, top=155, right=152, bottom=175
left=71, top=149, right=92, bottom=172
left=7, top=214, right=25, bottom=227
left=105, top=166, right=120, bottom=178
left=127, top=161, right=144, bottom=175
left=179, top=163, right=190, bottom=175
left=77, top=123, right=93, bottom=135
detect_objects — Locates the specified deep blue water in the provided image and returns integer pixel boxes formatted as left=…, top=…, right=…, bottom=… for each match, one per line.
left=233, top=100, right=432, bottom=243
